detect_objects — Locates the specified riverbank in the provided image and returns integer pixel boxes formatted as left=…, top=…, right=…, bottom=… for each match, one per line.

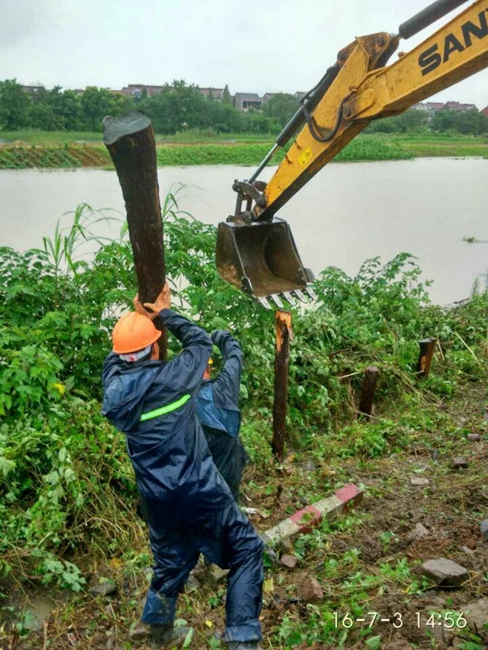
left=0, top=132, right=487, bottom=169
left=0, top=144, right=109, bottom=169
left=1, top=206, right=487, bottom=649
left=0, top=137, right=410, bottom=169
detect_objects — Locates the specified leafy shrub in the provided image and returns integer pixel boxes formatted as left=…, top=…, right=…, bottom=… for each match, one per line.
left=0, top=194, right=487, bottom=587
left=0, top=399, right=140, bottom=589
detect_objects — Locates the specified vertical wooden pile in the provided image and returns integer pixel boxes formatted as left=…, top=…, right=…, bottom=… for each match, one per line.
left=272, top=310, right=292, bottom=461
left=358, top=366, right=379, bottom=419
left=417, top=337, right=437, bottom=378
left=103, top=112, right=167, bottom=358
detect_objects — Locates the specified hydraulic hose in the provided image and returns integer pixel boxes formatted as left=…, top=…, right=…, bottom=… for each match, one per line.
left=249, top=63, right=340, bottom=182
left=399, top=0, right=471, bottom=39
left=276, top=63, right=340, bottom=147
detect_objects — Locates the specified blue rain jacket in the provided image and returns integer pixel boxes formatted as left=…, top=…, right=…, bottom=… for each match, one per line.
left=101, top=309, right=263, bottom=643
left=196, top=331, right=248, bottom=500
left=196, top=330, right=242, bottom=437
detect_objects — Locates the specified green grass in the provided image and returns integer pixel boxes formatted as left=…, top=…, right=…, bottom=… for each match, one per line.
left=0, top=130, right=103, bottom=144
left=155, top=129, right=276, bottom=144
left=386, top=132, right=488, bottom=157
left=0, top=129, right=277, bottom=146
left=156, top=143, right=284, bottom=166
left=398, top=140, right=488, bottom=157
left=335, top=136, right=414, bottom=162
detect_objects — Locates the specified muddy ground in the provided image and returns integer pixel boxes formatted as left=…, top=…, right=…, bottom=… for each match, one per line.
left=1, top=383, right=487, bottom=650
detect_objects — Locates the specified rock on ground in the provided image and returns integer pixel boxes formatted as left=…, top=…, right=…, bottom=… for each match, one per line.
left=296, top=573, right=323, bottom=602
left=406, top=523, right=430, bottom=542
left=480, top=519, right=488, bottom=540
left=421, top=558, right=468, bottom=587
left=410, top=477, right=430, bottom=486
left=450, top=457, right=469, bottom=469
left=88, top=581, right=117, bottom=597
left=280, top=554, right=298, bottom=569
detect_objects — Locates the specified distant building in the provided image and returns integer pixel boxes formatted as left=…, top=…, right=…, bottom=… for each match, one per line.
left=198, top=87, right=224, bottom=100
left=21, top=85, right=44, bottom=95
left=414, top=101, right=444, bottom=116
left=263, top=91, right=307, bottom=104
left=119, top=84, right=228, bottom=100
left=415, top=100, right=478, bottom=117
left=482, top=105, right=488, bottom=118
left=443, top=100, right=478, bottom=111
left=233, top=92, right=263, bottom=111
left=121, top=84, right=165, bottom=98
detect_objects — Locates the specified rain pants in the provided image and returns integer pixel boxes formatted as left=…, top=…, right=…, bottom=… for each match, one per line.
left=101, top=309, right=263, bottom=643
left=196, top=330, right=248, bottom=501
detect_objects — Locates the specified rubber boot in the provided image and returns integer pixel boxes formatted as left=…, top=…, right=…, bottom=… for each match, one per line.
left=227, top=643, right=261, bottom=650
left=149, top=623, right=191, bottom=648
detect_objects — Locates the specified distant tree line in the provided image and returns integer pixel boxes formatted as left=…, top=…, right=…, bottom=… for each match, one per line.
left=0, top=80, right=132, bottom=132
left=1, top=78, right=487, bottom=137
left=136, top=80, right=292, bottom=134
left=0, top=79, right=298, bottom=135
left=365, top=106, right=488, bottom=136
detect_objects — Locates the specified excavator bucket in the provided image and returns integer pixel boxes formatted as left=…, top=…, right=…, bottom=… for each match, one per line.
left=216, top=218, right=315, bottom=304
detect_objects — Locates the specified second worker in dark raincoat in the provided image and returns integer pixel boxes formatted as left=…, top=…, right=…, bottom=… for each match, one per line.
left=196, top=330, right=248, bottom=502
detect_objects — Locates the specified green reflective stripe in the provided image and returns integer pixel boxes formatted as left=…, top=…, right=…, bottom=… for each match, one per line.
left=140, top=394, right=191, bottom=422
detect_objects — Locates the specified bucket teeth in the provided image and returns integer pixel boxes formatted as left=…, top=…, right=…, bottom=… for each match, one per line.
left=282, top=291, right=297, bottom=307
left=305, top=287, right=318, bottom=301
left=293, top=290, right=308, bottom=303
left=257, top=296, right=272, bottom=310
left=258, top=288, right=316, bottom=308
left=269, top=294, right=284, bottom=309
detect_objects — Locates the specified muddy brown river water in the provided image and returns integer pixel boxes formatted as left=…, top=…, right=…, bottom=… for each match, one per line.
left=0, top=158, right=487, bottom=304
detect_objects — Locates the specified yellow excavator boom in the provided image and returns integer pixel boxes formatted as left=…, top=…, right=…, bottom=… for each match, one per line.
left=216, top=0, right=488, bottom=308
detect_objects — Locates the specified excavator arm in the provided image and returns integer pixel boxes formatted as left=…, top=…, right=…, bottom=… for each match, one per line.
left=216, top=0, right=488, bottom=307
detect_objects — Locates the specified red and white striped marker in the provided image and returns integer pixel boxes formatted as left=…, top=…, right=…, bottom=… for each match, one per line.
left=261, top=484, right=363, bottom=546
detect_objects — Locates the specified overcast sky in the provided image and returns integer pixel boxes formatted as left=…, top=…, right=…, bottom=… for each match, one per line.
left=1, top=0, right=487, bottom=108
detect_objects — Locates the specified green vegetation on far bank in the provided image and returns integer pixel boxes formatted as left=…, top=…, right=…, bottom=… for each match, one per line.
left=0, top=136, right=412, bottom=170
left=0, top=132, right=487, bottom=170
left=155, top=138, right=414, bottom=166
left=0, top=129, right=276, bottom=145
left=0, top=143, right=109, bottom=169
left=395, top=138, right=488, bottom=158
left=0, top=130, right=104, bottom=144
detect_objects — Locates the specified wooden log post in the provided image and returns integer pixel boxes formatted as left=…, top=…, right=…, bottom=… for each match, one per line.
left=272, top=310, right=292, bottom=461
left=416, top=337, right=437, bottom=378
left=358, top=366, right=379, bottom=419
left=103, top=112, right=167, bottom=359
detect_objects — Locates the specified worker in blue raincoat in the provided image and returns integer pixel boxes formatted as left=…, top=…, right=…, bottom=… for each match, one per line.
left=101, top=283, right=263, bottom=650
left=196, top=330, right=248, bottom=502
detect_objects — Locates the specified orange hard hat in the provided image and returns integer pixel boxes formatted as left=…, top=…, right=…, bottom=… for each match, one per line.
left=112, top=312, right=161, bottom=354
